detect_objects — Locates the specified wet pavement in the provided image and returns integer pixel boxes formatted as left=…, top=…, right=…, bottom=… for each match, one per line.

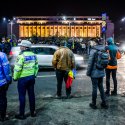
left=1, top=54, right=125, bottom=125
left=1, top=95, right=125, bottom=125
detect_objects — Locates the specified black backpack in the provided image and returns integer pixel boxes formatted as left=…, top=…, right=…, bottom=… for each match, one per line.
left=95, top=49, right=109, bottom=70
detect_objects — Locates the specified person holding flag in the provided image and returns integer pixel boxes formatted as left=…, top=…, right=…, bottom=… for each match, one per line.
left=52, top=41, right=76, bottom=99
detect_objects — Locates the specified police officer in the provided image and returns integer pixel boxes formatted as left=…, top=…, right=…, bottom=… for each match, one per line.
left=0, top=48, right=12, bottom=121
left=13, top=40, right=38, bottom=120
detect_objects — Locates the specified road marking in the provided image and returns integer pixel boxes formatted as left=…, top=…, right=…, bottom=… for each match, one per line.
left=37, top=73, right=86, bottom=78
left=37, top=75, right=56, bottom=78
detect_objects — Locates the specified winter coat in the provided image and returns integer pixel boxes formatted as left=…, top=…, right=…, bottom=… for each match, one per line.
left=86, top=45, right=105, bottom=78
left=0, top=52, right=12, bottom=86
left=13, top=49, right=38, bottom=80
left=52, top=46, right=75, bottom=71
left=106, top=37, right=119, bottom=69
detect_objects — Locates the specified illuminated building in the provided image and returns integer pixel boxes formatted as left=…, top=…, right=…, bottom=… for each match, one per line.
left=7, top=16, right=114, bottom=39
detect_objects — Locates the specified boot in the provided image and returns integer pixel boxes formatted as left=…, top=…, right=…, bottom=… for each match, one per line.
left=105, top=91, right=110, bottom=96
left=89, top=103, right=97, bottom=109
left=111, top=90, right=117, bottom=96
left=0, top=114, right=9, bottom=122
left=31, top=111, right=36, bottom=117
left=15, top=114, right=26, bottom=120
left=101, top=102, right=108, bottom=109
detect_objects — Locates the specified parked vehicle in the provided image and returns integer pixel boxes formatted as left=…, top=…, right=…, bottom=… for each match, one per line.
left=9, top=44, right=86, bottom=69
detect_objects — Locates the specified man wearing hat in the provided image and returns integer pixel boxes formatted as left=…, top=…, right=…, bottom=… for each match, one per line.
left=13, top=40, right=38, bottom=120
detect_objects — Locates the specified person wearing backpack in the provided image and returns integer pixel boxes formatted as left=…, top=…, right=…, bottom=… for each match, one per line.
left=86, top=38, right=108, bottom=109
left=105, top=37, right=121, bottom=96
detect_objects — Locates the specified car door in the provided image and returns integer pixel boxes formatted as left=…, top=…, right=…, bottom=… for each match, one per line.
left=42, top=47, right=56, bottom=66
left=31, top=47, right=56, bottom=67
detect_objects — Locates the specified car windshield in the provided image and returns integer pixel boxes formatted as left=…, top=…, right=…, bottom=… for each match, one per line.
left=30, top=47, right=56, bottom=55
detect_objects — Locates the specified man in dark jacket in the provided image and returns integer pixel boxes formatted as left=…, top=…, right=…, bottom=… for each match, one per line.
left=86, top=38, right=108, bottom=109
left=105, top=37, right=120, bottom=96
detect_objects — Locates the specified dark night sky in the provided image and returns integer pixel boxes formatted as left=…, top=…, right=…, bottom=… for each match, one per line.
left=0, top=0, right=125, bottom=22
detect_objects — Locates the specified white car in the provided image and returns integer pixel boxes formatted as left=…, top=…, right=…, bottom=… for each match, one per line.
left=9, top=44, right=85, bottom=69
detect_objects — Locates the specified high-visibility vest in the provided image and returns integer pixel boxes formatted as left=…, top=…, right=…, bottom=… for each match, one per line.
left=13, top=50, right=39, bottom=80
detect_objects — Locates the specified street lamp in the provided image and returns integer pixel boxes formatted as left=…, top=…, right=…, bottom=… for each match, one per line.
left=121, top=17, right=125, bottom=22
left=62, top=16, right=66, bottom=20
left=13, top=17, right=16, bottom=21
left=10, top=21, right=14, bottom=39
left=3, top=17, right=6, bottom=21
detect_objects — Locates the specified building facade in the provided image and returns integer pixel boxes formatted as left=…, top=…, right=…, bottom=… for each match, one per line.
left=7, top=16, right=114, bottom=39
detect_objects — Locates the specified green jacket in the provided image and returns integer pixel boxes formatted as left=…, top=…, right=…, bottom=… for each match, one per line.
left=13, top=49, right=39, bottom=80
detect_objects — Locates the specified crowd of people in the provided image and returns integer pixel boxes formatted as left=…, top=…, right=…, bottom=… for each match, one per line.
left=0, top=36, right=121, bottom=122
left=0, top=37, right=18, bottom=56
left=0, top=36, right=95, bottom=57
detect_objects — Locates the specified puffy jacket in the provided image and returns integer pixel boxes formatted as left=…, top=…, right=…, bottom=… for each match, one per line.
left=52, top=46, right=75, bottom=71
left=106, top=37, right=119, bottom=69
left=0, top=52, right=12, bottom=86
left=13, top=49, right=39, bottom=80
left=86, top=45, right=105, bottom=78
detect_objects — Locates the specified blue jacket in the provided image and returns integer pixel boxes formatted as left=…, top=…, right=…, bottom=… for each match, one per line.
left=86, top=45, right=105, bottom=78
left=106, top=37, right=119, bottom=67
left=0, top=52, right=12, bottom=86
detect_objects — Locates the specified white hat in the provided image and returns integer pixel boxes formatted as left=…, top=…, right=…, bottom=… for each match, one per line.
left=18, top=40, right=32, bottom=48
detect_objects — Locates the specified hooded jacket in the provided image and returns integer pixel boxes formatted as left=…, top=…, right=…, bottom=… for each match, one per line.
left=86, top=45, right=105, bottom=78
left=106, top=37, right=119, bottom=69
left=0, top=52, right=12, bottom=86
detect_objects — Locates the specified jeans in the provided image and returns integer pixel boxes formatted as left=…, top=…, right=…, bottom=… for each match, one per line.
left=0, top=84, right=9, bottom=119
left=18, top=75, right=35, bottom=115
left=56, top=69, right=71, bottom=96
left=106, top=69, right=117, bottom=93
left=91, top=77, right=105, bottom=105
